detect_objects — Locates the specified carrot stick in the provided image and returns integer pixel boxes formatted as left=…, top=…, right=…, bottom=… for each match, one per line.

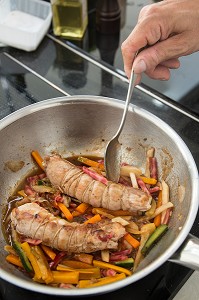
left=154, top=190, right=162, bottom=227
left=41, top=245, right=56, bottom=260
left=21, top=242, right=42, bottom=279
left=56, top=265, right=101, bottom=279
left=52, top=271, right=79, bottom=284
left=31, top=150, right=44, bottom=170
left=93, top=260, right=132, bottom=276
left=57, top=202, right=73, bottom=222
left=92, top=207, right=134, bottom=217
left=75, top=203, right=90, bottom=214
left=6, top=254, right=23, bottom=268
left=84, top=214, right=101, bottom=224
left=61, top=260, right=93, bottom=269
left=31, top=245, right=53, bottom=284
left=139, top=176, right=157, bottom=185
left=17, top=190, right=27, bottom=197
left=77, top=156, right=105, bottom=171
left=78, top=273, right=126, bottom=288
left=92, top=207, right=114, bottom=219
left=72, top=210, right=82, bottom=217
left=124, top=233, right=140, bottom=249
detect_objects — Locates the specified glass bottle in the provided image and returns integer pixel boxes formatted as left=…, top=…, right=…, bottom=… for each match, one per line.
left=51, top=0, right=88, bottom=40
left=96, top=0, right=121, bottom=34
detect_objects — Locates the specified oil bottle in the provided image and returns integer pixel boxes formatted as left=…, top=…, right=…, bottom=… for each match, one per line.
left=51, top=0, right=88, bottom=40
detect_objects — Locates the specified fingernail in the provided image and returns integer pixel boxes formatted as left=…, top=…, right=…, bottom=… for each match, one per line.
left=134, top=59, right=147, bottom=73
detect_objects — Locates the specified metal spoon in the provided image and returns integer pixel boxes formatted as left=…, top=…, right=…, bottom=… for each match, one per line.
left=104, top=64, right=138, bottom=183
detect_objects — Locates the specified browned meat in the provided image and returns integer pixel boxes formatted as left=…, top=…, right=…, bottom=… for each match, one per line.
left=44, top=155, right=151, bottom=212
left=11, top=203, right=126, bottom=253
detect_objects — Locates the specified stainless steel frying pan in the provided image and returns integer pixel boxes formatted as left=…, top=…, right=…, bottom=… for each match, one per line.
left=0, top=95, right=199, bottom=296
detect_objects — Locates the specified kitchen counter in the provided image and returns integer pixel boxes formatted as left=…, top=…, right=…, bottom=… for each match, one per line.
left=0, top=1, right=199, bottom=299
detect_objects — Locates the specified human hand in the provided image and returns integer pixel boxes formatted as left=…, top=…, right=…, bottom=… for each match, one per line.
left=121, top=0, right=199, bottom=83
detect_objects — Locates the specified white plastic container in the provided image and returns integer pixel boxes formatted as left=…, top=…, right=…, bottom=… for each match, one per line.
left=0, top=0, right=52, bottom=51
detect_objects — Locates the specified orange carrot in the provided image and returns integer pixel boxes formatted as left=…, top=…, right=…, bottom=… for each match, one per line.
left=124, top=233, right=140, bottom=249
left=75, top=203, right=90, bottom=214
left=154, top=190, right=162, bottom=227
left=139, top=176, right=157, bottom=185
left=72, top=210, right=82, bottom=217
left=31, top=150, right=44, bottom=170
left=57, top=202, right=73, bottom=222
left=84, top=214, right=101, bottom=224
left=41, top=245, right=56, bottom=260
left=6, top=254, right=23, bottom=268
left=77, top=156, right=105, bottom=171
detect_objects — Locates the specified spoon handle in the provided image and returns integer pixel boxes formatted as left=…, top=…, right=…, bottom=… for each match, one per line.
left=114, top=54, right=138, bottom=138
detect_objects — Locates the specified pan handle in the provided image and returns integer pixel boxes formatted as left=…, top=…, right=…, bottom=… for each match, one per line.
left=169, top=233, right=199, bottom=271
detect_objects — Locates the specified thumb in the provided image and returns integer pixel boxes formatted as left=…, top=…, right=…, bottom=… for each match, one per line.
left=133, top=33, right=187, bottom=74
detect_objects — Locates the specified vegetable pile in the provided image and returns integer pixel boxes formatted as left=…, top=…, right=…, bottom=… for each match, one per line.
left=3, top=148, right=174, bottom=289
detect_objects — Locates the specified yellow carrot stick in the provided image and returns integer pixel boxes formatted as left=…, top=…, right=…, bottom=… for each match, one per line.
left=84, top=214, right=101, bottom=224
left=92, top=207, right=115, bottom=219
left=92, top=207, right=134, bottom=217
left=21, top=242, right=42, bottom=280
left=52, top=271, right=79, bottom=284
left=17, top=190, right=27, bottom=197
left=77, top=156, right=105, bottom=171
left=154, top=190, right=162, bottom=227
left=61, top=260, right=93, bottom=269
left=57, top=265, right=101, bottom=279
left=124, top=233, right=140, bottom=249
left=31, top=150, right=44, bottom=170
left=93, top=260, right=132, bottom=276
left=57, top=202, right=73, bottom=222
left=31, top=245, right=53, bottom=284
left=57, top=265, right=93, bottom=272
left=139, top=176, right=157, bottom=185
left=41, top=245, right=56, bottom=260
left=6, top=254, right=23, bottom=268
left=78, top=279, right=92, bottom=288
left=78, top=273, right=126, bottom=288
left=75, top=203, right=90, bottom=214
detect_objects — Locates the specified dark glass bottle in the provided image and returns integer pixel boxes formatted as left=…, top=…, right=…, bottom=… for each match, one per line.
left=96, top=0, right=121, bottom=34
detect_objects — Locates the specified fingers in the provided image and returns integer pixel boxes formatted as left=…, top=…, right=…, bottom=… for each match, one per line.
left=160, top=58, right=180, bottom=69
left=133, top=58, right=180, bottom=84
left=145, top=65, right=171, bottom=81
left=133, top=56, right=180, bottom=82
left=126, top=33, right=185, bottom=81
